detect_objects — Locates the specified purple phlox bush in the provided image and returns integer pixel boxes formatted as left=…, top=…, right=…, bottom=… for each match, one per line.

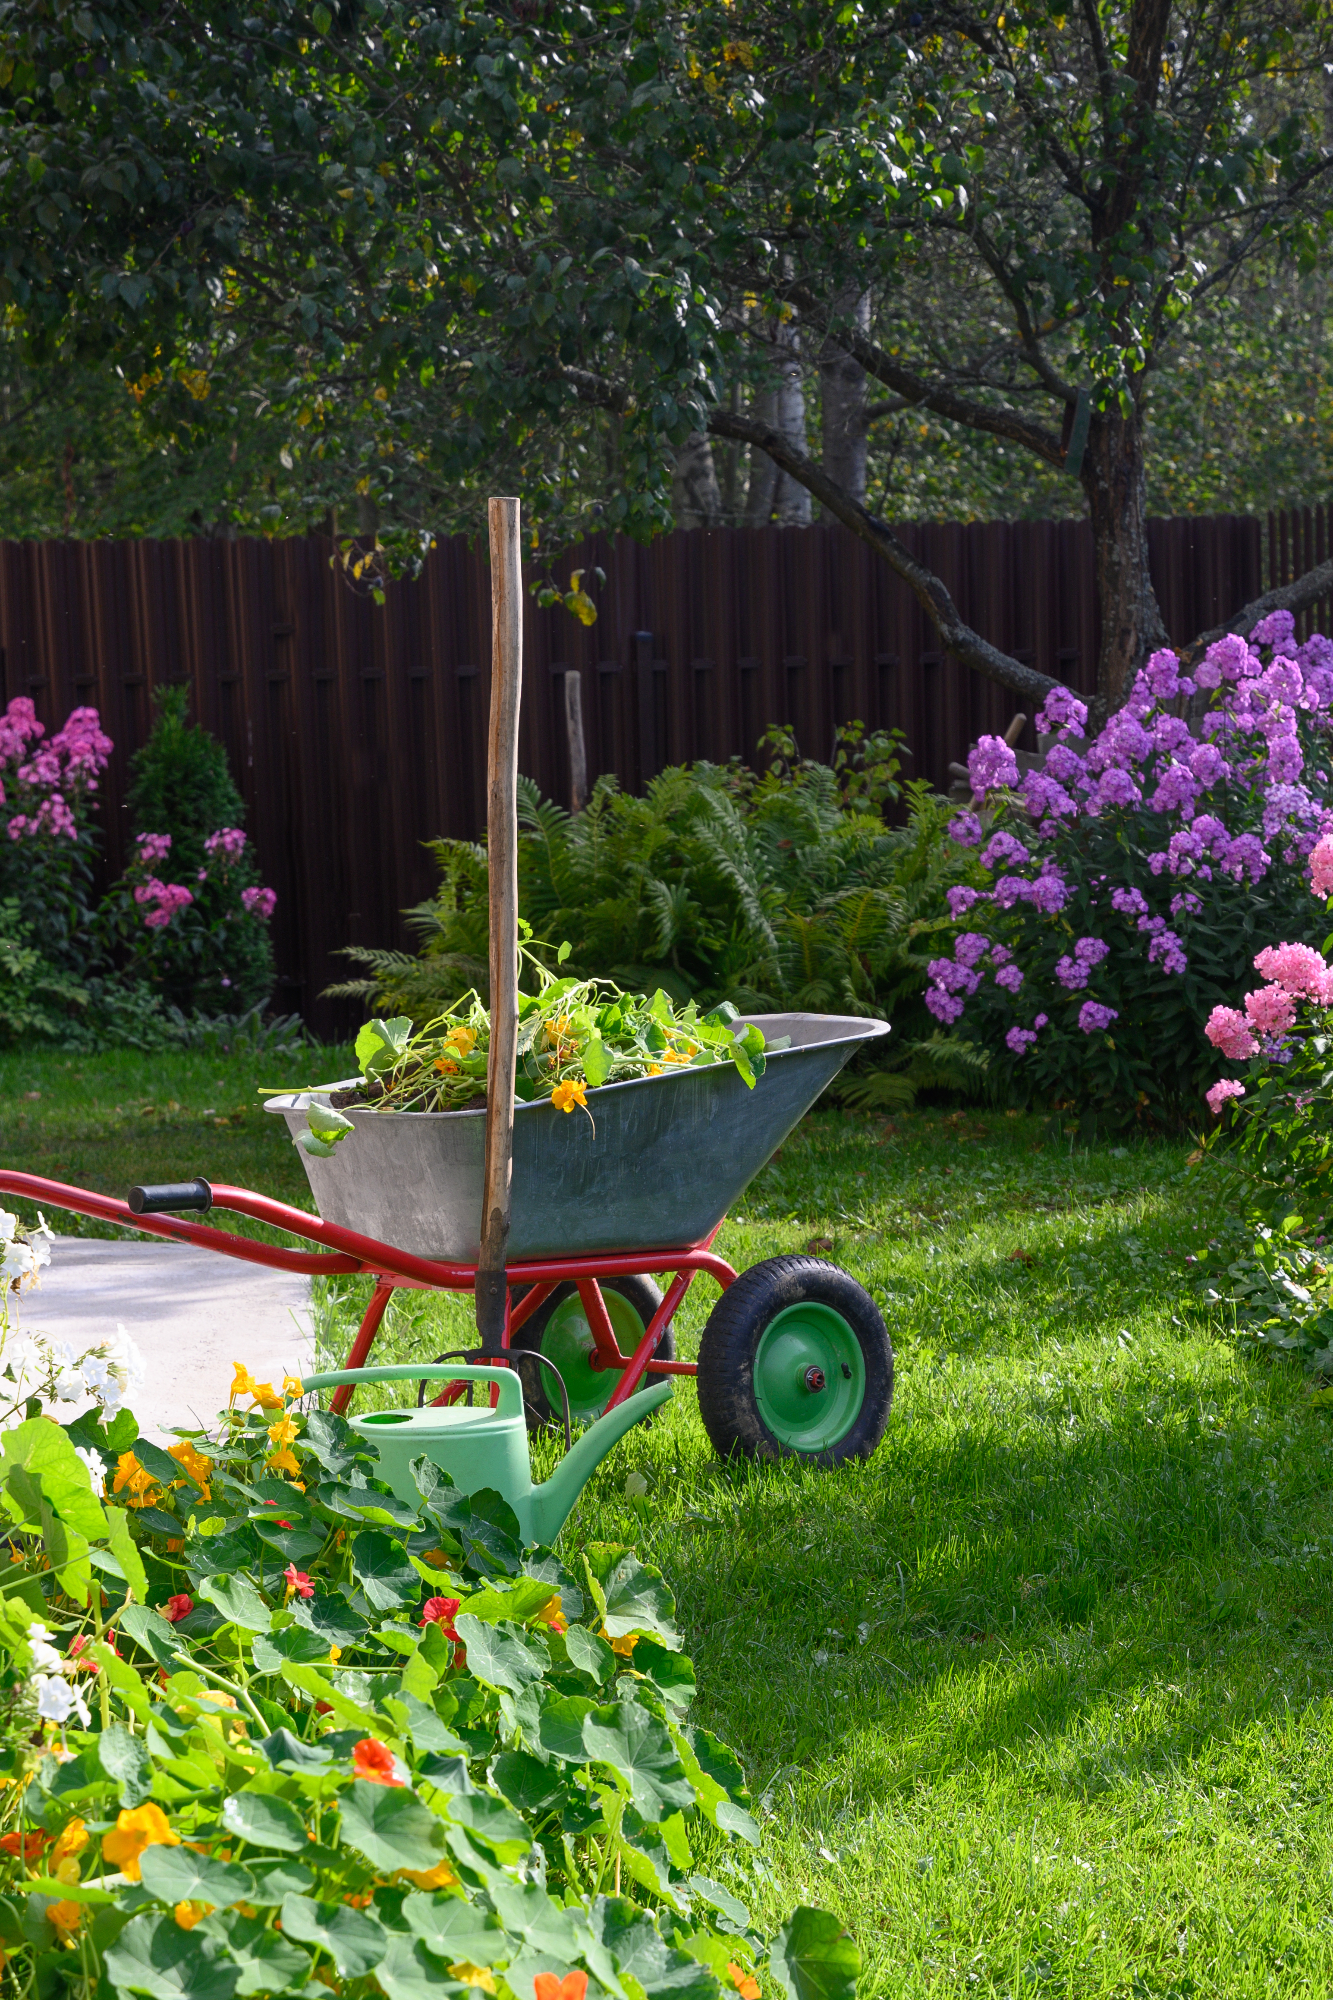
left=925, top=610, right=1333, bottom=1127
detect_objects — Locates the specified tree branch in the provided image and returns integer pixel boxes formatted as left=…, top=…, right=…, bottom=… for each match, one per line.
left=706, top=404, right=1059, bottom=706
left=1179, top=560, right=1333, bottom=669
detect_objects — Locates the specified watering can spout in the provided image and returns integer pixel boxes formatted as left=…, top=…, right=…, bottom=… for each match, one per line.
left=527, top=1379, right=673, bottom=1546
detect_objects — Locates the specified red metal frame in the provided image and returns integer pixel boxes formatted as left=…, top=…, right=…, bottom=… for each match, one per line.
left=0, top=1171, right=737, bottom=1416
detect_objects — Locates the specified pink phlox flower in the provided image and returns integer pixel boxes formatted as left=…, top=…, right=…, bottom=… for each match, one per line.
left=134, top=878, right=194, bottom=930
left=995, top=963, right=1024, bottom=993
left=1205, top=1006, right=1258, bottom=1060
left=241, top=885, right=277, bottom=919
left=980, top=831, right=1029, bottom=871
left=1206, top=1079, right=1246, bottom=1117
left=1078, top=1002, right=1118, bottom=1034
left=1034, top=687, right=1087, bottom=738
left=1110, top=886, right=1148, bottom=918
left=1243, top=983, right=1296, bottom=1036
left=967, top=734, right=1019, bottom=799
left=205, top=826, right=248, bottom=865
left=947, top=811, right=983, bottom=847
left=1308, top=833, right=1333, bottom=897
left=135, top=832, right=173, bottom=869
left=1253, top=942, right=1333, bottom=1007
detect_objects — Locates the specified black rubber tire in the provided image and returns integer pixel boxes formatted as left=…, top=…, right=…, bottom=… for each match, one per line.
left=508, top=1275, right=677, bottom=1431
left=696, top=1256, right=893, bottom=1466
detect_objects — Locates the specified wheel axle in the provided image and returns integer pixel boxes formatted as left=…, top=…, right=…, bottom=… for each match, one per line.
left=804, top=1365, right=827, bottom=1393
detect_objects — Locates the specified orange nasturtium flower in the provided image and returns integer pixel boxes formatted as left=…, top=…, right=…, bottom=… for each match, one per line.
left=229, top=1363, right=257, bottom=1406
left=168, top=1441, right=213, bottom=1499
left=111, top=1453, right=160, bottom=1509
left=352, top=1739, right=402, bottom=1788
left=397, top=1858, right=458, bottom=1891
left=533, top=1974, right=588, bottom=2000
left=103, top=1804, right=179, bottom=1882
left=50, top=1820, right=89, bottom=1866
left=444, top=1024, right=477, bottom=1055
left=534, top=1594, right=568, bottom=1635
left=727, top=1965, right=761, bottom=2000
left=433, top=1058, right=459, bottom=1076
left=45, top=1900, right=82, bottom=1940
left=550, top=1079, right=587, bottom=1114
left=174, top=1902, right=213, bottom=1930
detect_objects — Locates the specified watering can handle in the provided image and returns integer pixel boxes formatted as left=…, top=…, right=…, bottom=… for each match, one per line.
left=301, top=1365, right=524, bottom=1421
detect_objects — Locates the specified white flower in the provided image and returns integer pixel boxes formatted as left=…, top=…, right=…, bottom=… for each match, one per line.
left=0, top=1210, right=16, bottom=1246
left=74, top=1446, right=104, bottom=1487
left=26, top=1216, right=53, bottom=1273
left=33, top=1675, right=88, bottom=1727
left=53, top=1370, right=85, bottom=1403
left=28, top=1625, right=66, bottom=1677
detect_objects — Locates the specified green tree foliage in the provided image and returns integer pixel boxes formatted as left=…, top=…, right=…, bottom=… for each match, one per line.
left=2, top=1, right=1330, bottom=704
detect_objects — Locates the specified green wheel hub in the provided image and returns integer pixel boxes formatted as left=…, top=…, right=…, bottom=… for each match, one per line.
left=753, top=1302, right=866, bottom=1452
left=537, top=1290, right=649, bottom=1422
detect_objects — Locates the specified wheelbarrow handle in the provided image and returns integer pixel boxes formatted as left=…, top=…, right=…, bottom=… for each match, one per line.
left=301, top=1364, right=524, bottom=1421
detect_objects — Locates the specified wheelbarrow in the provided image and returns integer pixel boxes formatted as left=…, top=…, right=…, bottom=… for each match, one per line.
left=0, top=1008, right=894, bottom=1478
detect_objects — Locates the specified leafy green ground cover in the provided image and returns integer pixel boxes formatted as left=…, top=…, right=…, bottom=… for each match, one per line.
left=6, top=1055, right=1333, bottom=1994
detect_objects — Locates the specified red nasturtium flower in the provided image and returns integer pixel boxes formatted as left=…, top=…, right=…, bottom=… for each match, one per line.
left=420, top=1596, right=461, bottom=1638
left=283, top=1564, right=315, bottom=1599
left=0, top=1831, right=49, bottom=1862
left=162, top=1595, right=194, bottom=1624
left=352, top=1738, right=402, bottom=1788
left=533, top=1974, right=588, bottom=2000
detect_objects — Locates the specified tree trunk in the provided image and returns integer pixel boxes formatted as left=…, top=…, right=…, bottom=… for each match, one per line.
left=820, top=289, right=869, bottom=506
left=745, top=387, right=780, bottom=523
left=672, top=429, right=723, bottom=528
left=772, top=320, right=811, bottom=526
left=1080, top=405, right=1169, bottom=717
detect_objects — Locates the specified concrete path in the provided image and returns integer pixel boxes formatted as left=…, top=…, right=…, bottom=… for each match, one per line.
left=17, top=1237, right=313, bottom=1443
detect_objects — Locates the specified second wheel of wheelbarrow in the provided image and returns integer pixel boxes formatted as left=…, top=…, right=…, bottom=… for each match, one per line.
left=697, top=1256, right=892, bottom=1465
left=509, top=1277, right=676, bottom=1430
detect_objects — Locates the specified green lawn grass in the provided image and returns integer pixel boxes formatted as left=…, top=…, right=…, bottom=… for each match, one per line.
left=5, top=1055, right=1331, bottom=1995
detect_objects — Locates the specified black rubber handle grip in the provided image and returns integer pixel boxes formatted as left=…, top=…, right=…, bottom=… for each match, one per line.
left=127, top=1179, right=213, bottom=1215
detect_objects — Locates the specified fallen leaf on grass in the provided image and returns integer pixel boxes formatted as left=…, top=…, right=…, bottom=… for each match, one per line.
left=807, top=1237, right=834, bottom=1254
left=1008, top=1249, right=1034, bottom=1266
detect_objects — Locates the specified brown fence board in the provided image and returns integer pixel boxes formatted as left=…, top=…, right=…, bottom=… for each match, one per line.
left=0, top=511, right=1293, bottom=1037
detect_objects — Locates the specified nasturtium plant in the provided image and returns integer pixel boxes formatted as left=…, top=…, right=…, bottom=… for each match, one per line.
left=0, top=1361, right=859, bottom=2000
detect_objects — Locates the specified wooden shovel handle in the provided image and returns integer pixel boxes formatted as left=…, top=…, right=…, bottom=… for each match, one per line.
left=477, top=496, right=523, bottom=1347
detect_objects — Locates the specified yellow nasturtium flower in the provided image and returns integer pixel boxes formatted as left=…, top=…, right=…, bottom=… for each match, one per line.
left=551, top=1079, right=587, bottom=1114
left=174, top=1902, right=213, bottom=1930
left=229, top=1363, right=257, bottom=1405
left=267, top=1416, right=299, bottom=1450
left=266, top=1446, right=301, bottom=1479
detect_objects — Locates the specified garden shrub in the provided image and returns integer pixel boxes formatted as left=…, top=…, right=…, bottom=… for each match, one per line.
left=332, top=726, right=983, bottom=1108
left=924, top=612, right=1333, bottom=1130
left=0, top=1247, right=857, bottom=2000
left=0, top=697, right=111, bottom=969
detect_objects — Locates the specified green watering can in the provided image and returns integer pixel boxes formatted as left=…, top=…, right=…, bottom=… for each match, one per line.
left=301, top=1364, right=671, bottom=1547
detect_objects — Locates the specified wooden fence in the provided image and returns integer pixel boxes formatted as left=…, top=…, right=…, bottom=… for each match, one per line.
left=1, top=508, right=1328, bottom=1037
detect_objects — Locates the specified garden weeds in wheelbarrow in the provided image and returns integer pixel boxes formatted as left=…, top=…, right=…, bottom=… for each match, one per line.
left=317, top=1107, right=1333, bottom=1997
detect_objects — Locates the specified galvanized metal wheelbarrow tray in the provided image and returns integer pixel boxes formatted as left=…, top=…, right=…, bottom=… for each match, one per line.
left=263, top=1012, right=889, bottom=1262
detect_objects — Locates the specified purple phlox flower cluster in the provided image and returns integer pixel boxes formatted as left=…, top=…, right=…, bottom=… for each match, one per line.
left=1193, top=632, right=1250, bottom=689
left=1044, top=743, right=1086, bottom=785
left=1078, top=1001, right=1118, bottom=1034
left=1251, top=610, right=1297, bottom=652
left=980, top=830, right=1030, bottom=870
left=1021, top=770, right=1077, bottom=823
left=1169, top=889, right=1203, bottom=918
left=1142, top=647, right=1195, bottom=705
left=925, top=929, right=1031, bottom=1023
left=242, top=885, right=277, bottom=920
left=134, top=879, right=194, bottom=930
left=946, top=886, right=981, bottom=918
left=1055, top=936, right=1110, bottom=990
left=135, top=832, right=173, bottom=870
left=1034, top=687, right=1087, bottom=737
left=206, top=826, right=248, bottom=866
left=947, top=811, right=983, bottom=846
left=995, top=963, right=1024, bottom=992
left=1005, top=1012, right=1049, bottom=1055
left=967, top=734, right=1019, bottom=800
left=1144, top=925, right=1187, bottom=975
left=1110, top=886, right=1148, bottom=917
